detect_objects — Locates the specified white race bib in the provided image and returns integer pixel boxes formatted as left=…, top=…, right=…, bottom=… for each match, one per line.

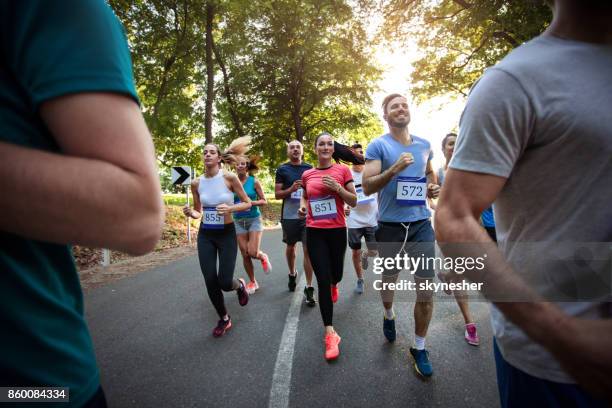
left=355, top=185, right=374, bottom=205
left=290, top=188, right=303, bottom=201
left=396, top=177, right=427, bottom=206
left=309, top=196, right=337, bottom=220
left=202, top=207, right=224, bottom=229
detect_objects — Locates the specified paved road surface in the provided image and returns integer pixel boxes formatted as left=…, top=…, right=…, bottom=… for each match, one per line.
left=85, top=229, right=499, bottom=407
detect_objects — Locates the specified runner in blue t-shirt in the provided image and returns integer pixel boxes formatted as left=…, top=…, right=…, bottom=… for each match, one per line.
left=363, top=93, right=440, bottom=377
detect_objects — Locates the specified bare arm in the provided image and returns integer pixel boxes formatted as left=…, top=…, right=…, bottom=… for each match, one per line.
left=435, top=168, right=612, bottom=398
left=425, top=160, right=440, bottom=199
left=324, top=178, right=357, bottom=208
left=0, top=93, right=163, bottom=255
left=227, top=174, right=251, bottom=213
left=362, top=159, right=393, bottom=196
left=362, top=153, right=414, bottom=196
left=275, top=180, right=300, bottom=200
left=183, top=180, right=202, bottom=219
left=252, top=179, right=267, bottom=206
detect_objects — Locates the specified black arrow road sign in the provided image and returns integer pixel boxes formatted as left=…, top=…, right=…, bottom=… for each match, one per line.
left=171, top=166, right=191, bottom=185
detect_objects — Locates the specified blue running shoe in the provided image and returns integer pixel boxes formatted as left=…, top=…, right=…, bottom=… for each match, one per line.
left=410, top=347, right=433, bottom=377
left=355, top=279, right=364, bottom=294
left=383, top=316, right=396, bottom=342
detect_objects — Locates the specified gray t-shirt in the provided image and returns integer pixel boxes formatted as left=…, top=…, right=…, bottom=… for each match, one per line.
left=450, top=35, right=612, bottom=383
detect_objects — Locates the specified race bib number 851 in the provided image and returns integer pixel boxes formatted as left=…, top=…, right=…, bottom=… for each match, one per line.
left=309, top=196, right=337, bottom=220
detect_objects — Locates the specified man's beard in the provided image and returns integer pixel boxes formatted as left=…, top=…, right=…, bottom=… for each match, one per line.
left=388, top=119, right=409, bottom=128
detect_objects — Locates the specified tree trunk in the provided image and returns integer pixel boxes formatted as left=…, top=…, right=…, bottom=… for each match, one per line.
left=204, top=1, right=215, bottom=144
left=211, top=37, right=245, bottom=138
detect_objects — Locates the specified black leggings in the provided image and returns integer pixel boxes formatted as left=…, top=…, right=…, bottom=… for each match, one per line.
left=197, top=223, right=239, bottom=317
left=306, top=227, right=347, bottom=326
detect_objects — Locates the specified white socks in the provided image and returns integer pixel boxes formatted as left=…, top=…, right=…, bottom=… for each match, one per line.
left=384, top=307, right=395, bottom=320
left=415, top=335, right=426, bottom=350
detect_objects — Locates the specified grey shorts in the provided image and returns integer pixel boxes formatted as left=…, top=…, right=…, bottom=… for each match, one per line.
left=234, top=216, right=263, bottom=235
left=348, top=227, right=377, bottom=250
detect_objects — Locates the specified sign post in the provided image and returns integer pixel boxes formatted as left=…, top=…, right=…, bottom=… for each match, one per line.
left=172, top=166, right=192, bottom=244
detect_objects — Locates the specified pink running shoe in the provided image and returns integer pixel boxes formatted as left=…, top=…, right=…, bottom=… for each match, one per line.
left=465, top=323, right=480, bottom=346
left=237, top=278, right=249, bottom=306
left=324, top=332, right=341, bottom=360
left=212, top=317, right=232, bottom=337
left=246, top=281, right=258, bottom=294
left=331, top=284, right=339, bottom=304
left=261, top=253, right=272, bottom=274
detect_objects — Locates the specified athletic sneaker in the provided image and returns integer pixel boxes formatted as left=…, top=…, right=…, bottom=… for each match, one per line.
left=331, top=284, right=339, bottom=303
left=261, top=253, right=272, bottom=274
left=383, top=316, right=396, bottom=342
left=212, top=317, right=232, bottom=337
left=355, top=278, right=364, bottom=294
left=465, top=323, right=480, bottom=346
left=246, top=281, right=258, bottom=294
left=409, top=347, right=433, bottom=377
left=237, top=278, right=249, bottom=306
left=304, top=286, right=316, bottom=307
left=360, top=251, right=369, bottom=270
left=288, top=272, right=297, bottom=292
left=324, top=332, right=341, bottom=360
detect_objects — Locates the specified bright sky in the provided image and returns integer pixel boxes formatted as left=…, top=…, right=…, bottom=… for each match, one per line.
left=371, top=43, right=466, bottom=170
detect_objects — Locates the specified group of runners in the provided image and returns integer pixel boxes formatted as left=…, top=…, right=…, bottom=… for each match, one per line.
left=184, top=93, right=496, bottom=374
left=3, top=0, right=610, bottom=406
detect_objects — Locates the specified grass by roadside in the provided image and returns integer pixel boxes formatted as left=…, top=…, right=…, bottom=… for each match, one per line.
left=73, top=198, right=282, bottom=271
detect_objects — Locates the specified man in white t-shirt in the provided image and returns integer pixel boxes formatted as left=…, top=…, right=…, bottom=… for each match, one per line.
left=345, top=143, right=378, bottom=294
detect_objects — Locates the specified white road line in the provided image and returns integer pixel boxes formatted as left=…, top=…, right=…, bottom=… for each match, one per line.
left=268, top=274, right=303, bottom=408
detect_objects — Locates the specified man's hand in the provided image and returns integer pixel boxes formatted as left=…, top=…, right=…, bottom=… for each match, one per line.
left=291, top=180, right=302, bottom=192
left=182, top=205, right=193, bottom=218
left=390, top=152, right=414, bottom=175
left=344, top=206, right=351, bottom=216
left=550, top=317, right=612, bottom=400
left=427, top=183, right=440, bottom=199
left=297, top=206, right=307, bottom=219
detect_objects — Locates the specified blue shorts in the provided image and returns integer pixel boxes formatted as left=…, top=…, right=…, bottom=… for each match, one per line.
left=234, top=216, right=263, bottom=235
left=494, top=338, right=607, bottom=408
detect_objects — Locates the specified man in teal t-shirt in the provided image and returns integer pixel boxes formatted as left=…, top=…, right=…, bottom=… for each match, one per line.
left=0, top=1, right=163, bottom=406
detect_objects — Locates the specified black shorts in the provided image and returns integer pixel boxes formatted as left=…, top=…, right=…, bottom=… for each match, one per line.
left=281, top=219, right=307, bottom=245
left=485, top=226, right=497, bottom=242
left=375, top=219, right=435, bottom=279
left=348, top=227, right=377, bottom=250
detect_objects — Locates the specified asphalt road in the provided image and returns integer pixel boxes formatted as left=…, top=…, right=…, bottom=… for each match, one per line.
left=85, top=229, right=499, bottom=408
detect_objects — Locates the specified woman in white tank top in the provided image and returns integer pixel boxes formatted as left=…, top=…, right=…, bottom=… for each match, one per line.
left=183, top=137, right=252, bottom=337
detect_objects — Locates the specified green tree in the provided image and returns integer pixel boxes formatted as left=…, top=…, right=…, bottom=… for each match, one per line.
left=381, top=0, right=552, bottom=100
left=109, top=0, right=207, bottom=170
left=215, top=0, right=382, bottom=171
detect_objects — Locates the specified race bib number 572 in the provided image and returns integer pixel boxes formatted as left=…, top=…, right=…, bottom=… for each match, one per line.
left=396, top=177, right=426, bottom=206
